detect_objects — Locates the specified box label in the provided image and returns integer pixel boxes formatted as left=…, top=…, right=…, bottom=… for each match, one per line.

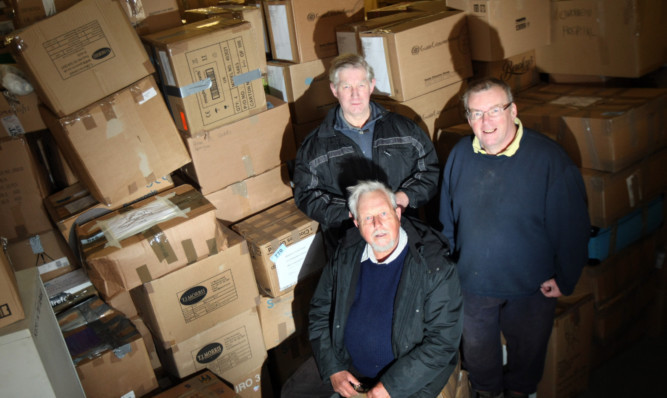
left=192, top=326, right=253, bottom=373
left=275, top=234, right=315, bottom=291
left=177, top=269, right=240, bottom=323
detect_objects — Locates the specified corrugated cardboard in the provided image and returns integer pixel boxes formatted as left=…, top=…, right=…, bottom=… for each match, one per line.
left=142, top=17, right=266, bottom=136
left=472, top=50, right=541, bottom=94
left=516, top=85, right=667, bottom=173
left=231, top=199, right=326, bottom=297
left=0, top=246, right=24, bottom=329
left=446, top=0, right=550, bottom=61
left=266, top=57, right=337, bottom=124
left=117, top=0, right=182, bottom=36
left=131, top=316, right=162, bottom=372
left=5, top=229, right=78, bottom=282
left=132, top=225, right=259, bottom=345
left=9, top=0, right=79, bottom=29
left=335, top=11, right=425, bottom=56
left=535, top=0, right=667, bottom=78
left=360, top=10, right=472, bottom=102
left=39, top=75, right=190, bottom=207
left=154, top=369, right=239, bottom=398
left=263, top=0, right=364, bottom=63
left=0, top=136, right=53, bottom=241
left=229, top=363, right=270, bottom=398
left=181, top=95, right=295, bottom=195
left=0, top=89, right=46, bottom=137
left=9, top=0, right=155, bottom=117
left=76, top=184, right=225, bottom=298
left=156, top=307, right=268, bottom=382
left=581, top=163, right=643, bottom=229
left=204, top=164, right=293, bottom=226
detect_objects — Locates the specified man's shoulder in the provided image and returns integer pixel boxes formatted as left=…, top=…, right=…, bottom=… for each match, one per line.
left=403, top=217, right=454, bottom=268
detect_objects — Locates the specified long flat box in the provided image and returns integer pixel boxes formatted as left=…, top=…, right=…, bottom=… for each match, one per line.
left=142, top=17, right=266, bottom=136
left=40, top=75, right=190, bottom=207
left=0, top=268, right=86, bottom=397
left=154, top=369, right=239, bottom=398
left=263, top=0, right=364, bottom=63
left=0, top=136, right=53, bottom=241
left=6, top=229, right=78, bottom=282
left=335, top=11, right=424, bottom=56
left=205, top=164, right=293, bottom=226
left=132, top=225, right=259, bottom=345
left=266, top=57, right=337, bottom=124
left=516, top=85, right=667, bottom=173
left=156, top=307, right=268, bottom=382
left=76, top=184, right=225, bottom=298
left=232, top=199, right=326, bottom=298
left=360, top=10, right=472, bottom=102
left=535, top=0, right=667, bottom=78
left=8, top=0, right=154, bottom=117
left=0, top=248, right=24, bottom=329
left=537, top=295, right=594, bottom=398
left=446, top=0, right=550, bottom=61
left=181, top=95, right=295, bottom=195
left=0, top=88, right=46, bottom=137
left=9, top=0, right=79, bottom=29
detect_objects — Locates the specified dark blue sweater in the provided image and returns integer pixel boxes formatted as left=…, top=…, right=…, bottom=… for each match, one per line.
left=439, top=127, right=590, bottom=297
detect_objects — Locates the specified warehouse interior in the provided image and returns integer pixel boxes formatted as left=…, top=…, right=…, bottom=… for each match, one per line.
left=0, top=0, right=665, bottom=397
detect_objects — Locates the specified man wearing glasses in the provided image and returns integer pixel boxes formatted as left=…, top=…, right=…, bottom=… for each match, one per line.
left=438, top=78, right=590, bottom=398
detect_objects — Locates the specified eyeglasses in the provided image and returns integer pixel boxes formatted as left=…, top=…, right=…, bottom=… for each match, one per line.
left=466, top=102, right=512, bottom=121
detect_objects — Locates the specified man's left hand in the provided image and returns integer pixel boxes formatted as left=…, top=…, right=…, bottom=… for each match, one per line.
left=395, top=191, right=409, bottom=211
left=540, top=278, right=562, bottom=298
left=367, top=381, right=391, bottom=398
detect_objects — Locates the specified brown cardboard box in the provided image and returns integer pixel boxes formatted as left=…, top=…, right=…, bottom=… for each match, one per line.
left=76, top=184, right=225, bottom=298
left=292, top=118, right=323, bottom=149
left=156, top=307, right=268, bottom=382
left=446, top=0, right=551, bottom=62
left=434, top=123, right=474, bottom=166
left=142, top=17, right=266, bottom=136
left=335, top=11, right=425, bottom=56
left=373, top=80, right=466, bottom=140
left=132, top=225, right=259, bottom=344
left=472, top=50, right=541, bottom=95
left=267, top=333, right=312, bottom=388
left=228, top=363, right=271, bottom=398
left=9, top=0, right=79, bottom=29
left=204, top=164, right=293, bottom=226
left=0, top=247, right=25, bottom=329
left=537, top=295, right=594, bottom=398
left=40, top=75, right=190, bottom=207
left=266, top=57, right=337, bottom=124
left=154, top=369, right=239, bottom=398
left=107, top=290, right=139, bottom=320
left=0, top=89, right=46, bottom=137
left=581, top=163, right=643, bottom=228
left=43, top=268, right=97, bottom=314
left=5, top=229, right=78, bottom=282
left=8, top=0, right=155, bottom=117
left=181, top=95, right=295, bottom=195
left=516, top=85, right=667, bottom=173
left=642, top=147, right=667, bottom=202
left=263, top=0, right=364, bottom=63
left=359, top=10, right=472, bottom=102
left=44, top=178, right=175, bottom=249
left=232, top=199, right=326, bottom=298
left=131, top=316, right=163, bottom=372
left=535, top=0, right=667, bottom=78
left=0, top=136, right=53, bottom=241
left=117, top=0, right=183, bottom=36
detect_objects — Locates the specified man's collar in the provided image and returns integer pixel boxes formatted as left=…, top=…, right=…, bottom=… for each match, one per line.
left=472, top=117, right=524, bottom=157
left=361, top=227, right=408, bottom=264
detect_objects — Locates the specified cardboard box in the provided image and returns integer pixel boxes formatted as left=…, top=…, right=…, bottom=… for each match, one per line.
left=373, top=80, right=466, bottom=140
left=181, top=95, right=295, bottom=195
left=0, top=136, right=53, bottom=241
left=535, top=0, right=667, bottom=78
left=5, top=229, right=78, bottom=282
left=266, top=333, right=312, bottom=388
left=156, top=307, right=268, bottom=382
left=107, top=289, right=139, bottom=320
left=8, top=0, right=155, bottom=117
left=142, top=17, right=266, bottom=136
left=205, top=164, right=293, bottom=226
left=581, top=163, right=643, bottom=229
left=0, top=89, right=46, bottom=137
left=335, top=11, right=425, bottom=56
left=43, top=268, right=97, bottom=314
left=292, top=118, right=323, bottom=149
left=446, top=0, right=550, bottom=61
left=360, top=10, right=472, bottom=102
left=229, top=363, right=270, bottom=398
left=516, top=85, right=667, bottom=173
left=9, top=0, right=79, bottom=29
left=0, top=268, right=86, bottom=397
left=131, top=316, right=162, bottom=371
left=117, top=0, right=183, bottom=36
left=537, top=295, right=594, bottom=398
left=76, top=184, right=226, bottom=298
left=0, top=247, right=24, bottom=329
left=232, top=199, right=326, bottom=297
left=263, top=0, right=364, bottom=63
left=44, top=178, right=175, bottom=250
left=132, top=225, right=259, bottom=344
left=154, top=369, right=239, bottom=398
left=642, top=147, right=667, bottom=202
left=40, top=75, right=190, bottom=207
left=435, top=123, right=471, bottom=165
left=472, top=50, right=540, bottom=95
left=266, top=57, right=337, bottom=124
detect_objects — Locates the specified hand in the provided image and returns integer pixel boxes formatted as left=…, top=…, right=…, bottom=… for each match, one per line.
left=394, top=191, right=409, bottom=211
left=540, top=278, right=562, bottom=298
left=367, top=381, right=391, bottom=398
left=330, top=370, right=361, bottom=397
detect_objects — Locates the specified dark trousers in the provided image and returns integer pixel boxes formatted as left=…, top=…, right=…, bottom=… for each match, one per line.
left=461, top=290, right=557, bottom=394
left=280, top=356, right=338, bottom=398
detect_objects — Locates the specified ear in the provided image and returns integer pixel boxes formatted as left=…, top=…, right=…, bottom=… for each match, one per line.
left=510, top=102, right=518, bottom=119
left=369, top=78, right=376, bottom=94
left=353, top=218, right=359, bottom=228
left=330, top=82, right=338, bottom=99
left=395, top=206, right=402, bottom=221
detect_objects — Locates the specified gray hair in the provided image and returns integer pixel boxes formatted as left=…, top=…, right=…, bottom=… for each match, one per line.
left=461, top=77, right=514, bottom=113
left=329, top=53, right=375, bottom=87
left=347, top=181, right=396, bottom=221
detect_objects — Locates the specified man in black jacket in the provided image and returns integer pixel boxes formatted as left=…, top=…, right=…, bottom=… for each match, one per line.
left=281, top=181, right=463, bottom=397
left=293, top=54, right=439, bottom=253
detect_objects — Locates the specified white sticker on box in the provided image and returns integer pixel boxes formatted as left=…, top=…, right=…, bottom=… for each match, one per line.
left=158, top=50, right=176, bottom=86
left=550, top=96, right=602, bottom=108
left=267, top=64, right=288, bottom=101
left=63, top=194, right=99, bottom=214
left=138, top=86, right=158, bottom=105
left=37, top=257, right=71, bottom=275
left=361, top=36, right=391, bottom=95
left=268, top=4, right=294, bottom=62
left=274, top=234, right=316, bottom=291
left=1, top=114, right=25, bottom=136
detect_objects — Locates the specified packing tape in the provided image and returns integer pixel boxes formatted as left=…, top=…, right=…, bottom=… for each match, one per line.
left=136, top=264, right=152, bottom=284
left=82, top=113, right=97, bottom=130
left=242, top=154, right=255, bottom=177
left=165, top=78, right=212, bottom=98
left=233, top=68, right=262, bottom=86
left=581, top=117, right=600, bottom=170
left=144, top=225, right=178, bottom=264
left=231, top=181, right=249, bottom=198
left=127, top=181, right=138, bottom=195
left=10, top=205, right=27, bottom=238
left=182, top=239, right=197, bottom=264
left=100, top=101, right=116, bottom=122
left=207, top=237, right=219, bottom=256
